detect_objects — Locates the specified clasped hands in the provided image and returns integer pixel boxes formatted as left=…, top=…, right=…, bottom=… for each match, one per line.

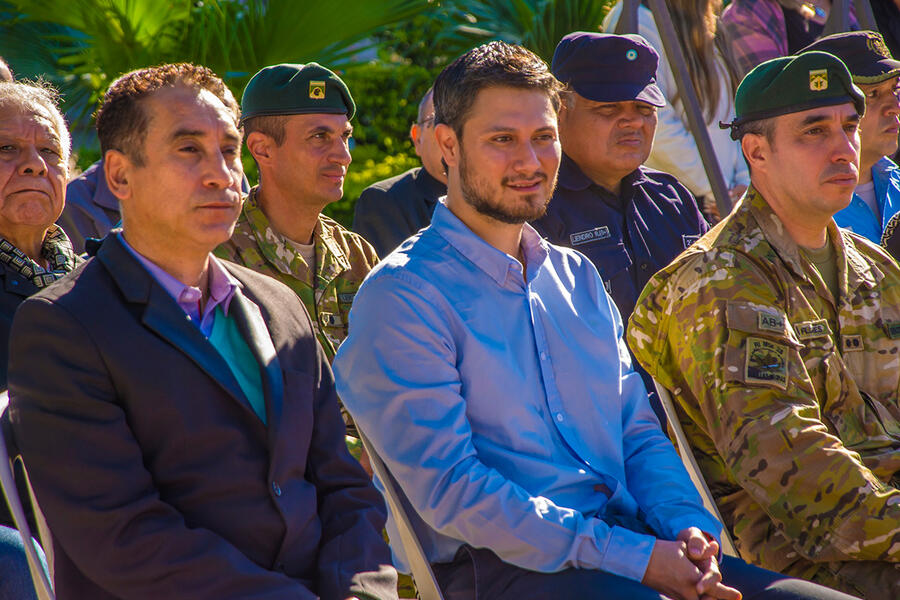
left=642, top=527, right=742, bottom=600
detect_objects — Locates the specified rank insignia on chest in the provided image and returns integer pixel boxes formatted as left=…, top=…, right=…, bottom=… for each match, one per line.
left=795, top=319, right=830, bottom=340
left=757, top=311, right=785, bottom=333
left=569, top=226, right=611, bottom=246
left=841, top=334, right=863, bottom=352
left=744, top=337, right=788, bottom=389
left=309, top=80, right=326, bottom=99
left=885, top=322, right=900, bottom=339
left=682, top=234, right=700, bottom=249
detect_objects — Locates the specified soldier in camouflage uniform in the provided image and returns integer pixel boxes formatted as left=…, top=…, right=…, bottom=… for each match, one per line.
left=628, top=52, right=900, bottom=598
left=216, top=187, right=377, bottom=363
left=215, top=63, right=377, bottom=437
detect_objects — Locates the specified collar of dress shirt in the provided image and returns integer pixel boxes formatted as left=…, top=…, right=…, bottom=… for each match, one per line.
left=431, top=200, right=549, bottom=287
left=117, top=232, right=241, bottom=321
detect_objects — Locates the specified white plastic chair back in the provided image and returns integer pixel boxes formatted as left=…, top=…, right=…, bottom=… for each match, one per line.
left=653, top=381, right=739, bottom=557
left=0, top=391, right=54, bottom=599
left=358, top=431, right=445, bottom=600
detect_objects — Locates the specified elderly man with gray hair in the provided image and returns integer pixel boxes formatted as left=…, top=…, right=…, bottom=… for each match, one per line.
left=0, top=77, right=78, bottom=599
left=0, top=80, right=80, bottom=387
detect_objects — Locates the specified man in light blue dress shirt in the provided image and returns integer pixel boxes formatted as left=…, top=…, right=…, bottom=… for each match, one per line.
left=334, top=42, right=857, bottom=600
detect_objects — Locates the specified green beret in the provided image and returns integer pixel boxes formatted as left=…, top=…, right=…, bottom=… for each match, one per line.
left=723, top=51, right=865, bottom=139
left=240, top=63, right=355, bottom=126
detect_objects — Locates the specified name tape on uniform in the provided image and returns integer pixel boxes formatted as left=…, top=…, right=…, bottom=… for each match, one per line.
left=795, top=319, right=830, bottom=340
left=570, top=226, right=611, bottom=246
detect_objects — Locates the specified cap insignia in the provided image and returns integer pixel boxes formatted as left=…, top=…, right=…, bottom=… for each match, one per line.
left=309, top=80, right=326, bottom=99
left=809, top=69, right=828, bottom=91
left=867, top=34, right=891, bottom=59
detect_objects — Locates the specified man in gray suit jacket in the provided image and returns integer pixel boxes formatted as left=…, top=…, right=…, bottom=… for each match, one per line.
left=7, top=63, right=397, bottom=600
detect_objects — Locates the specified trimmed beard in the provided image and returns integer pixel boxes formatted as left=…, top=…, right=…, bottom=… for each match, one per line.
left=458, top=147, right=555, bottom=224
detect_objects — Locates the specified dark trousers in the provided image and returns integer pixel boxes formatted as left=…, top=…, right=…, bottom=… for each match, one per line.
left=432, top=546, right=861, bottom=600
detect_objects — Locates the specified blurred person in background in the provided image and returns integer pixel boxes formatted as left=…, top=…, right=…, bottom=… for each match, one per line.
left=801, top=31, right=900, bottom=253
left=353, top=87, right=447, bottom=257
left=722, top=0, right=858, bottom=77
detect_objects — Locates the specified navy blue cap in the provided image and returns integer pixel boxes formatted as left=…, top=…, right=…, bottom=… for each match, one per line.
left=800, top=31, right=900, bottom=84
left=551, top=32, right=665, bottom=107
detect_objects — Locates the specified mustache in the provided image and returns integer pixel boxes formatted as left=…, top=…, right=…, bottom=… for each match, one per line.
left=821, top=164, right=857, bottom=180
left=501, top=172, right=549, bottom=186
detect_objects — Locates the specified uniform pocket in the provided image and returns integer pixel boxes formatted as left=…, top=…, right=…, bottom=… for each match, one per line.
left=723, top=301, right=801, bottom=391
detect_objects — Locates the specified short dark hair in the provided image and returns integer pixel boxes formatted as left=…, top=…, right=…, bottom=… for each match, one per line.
left=735, top=116, right=776, bottom=172
left=433, top=41, right=562, bottom=138
left=733, top=116, right=776, bottom=144
left=96, top=63, right=239, bottom=165
left=242, top=114, right=289, bottom=146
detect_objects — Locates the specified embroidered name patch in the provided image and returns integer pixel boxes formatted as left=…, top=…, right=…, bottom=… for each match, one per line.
left=337, top=292, right=356, bottom=304
left=795, top=319, right=829, bottom=340
left=757, top=312, right=785, bottom=333
left=745, top=337, right=788, bottom=389
left=842, top=334, right=863, bottom=352
left=570, top=226, right=611, bottom=246
left=682, top=234, right=700, bottom=249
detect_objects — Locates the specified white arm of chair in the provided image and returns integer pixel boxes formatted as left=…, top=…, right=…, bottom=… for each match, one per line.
left=0, top=391, right=55, bottom=600
left=652, top=382, right=739, bottom=558
left=357, top=431, right=444, bottom=600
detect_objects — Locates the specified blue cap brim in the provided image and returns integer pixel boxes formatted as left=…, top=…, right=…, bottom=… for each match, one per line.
left=570, top=81, right=666, bottom=107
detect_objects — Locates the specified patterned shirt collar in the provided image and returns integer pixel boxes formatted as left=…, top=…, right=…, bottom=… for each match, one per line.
left=745, top=186, right=877, bottom=293
left=0, top=225, right=78, bottom=288
left=243, top=186, right=350, bottom=280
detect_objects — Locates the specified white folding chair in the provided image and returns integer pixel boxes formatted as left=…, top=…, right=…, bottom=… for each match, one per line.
left=357, top=431, right=445, bottom=600
left=0, top=391, right=54, bottom=599
left=653, top=381, right=739, bottom=558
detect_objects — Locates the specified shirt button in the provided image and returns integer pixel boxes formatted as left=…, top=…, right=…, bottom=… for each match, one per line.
left=540, top=351, right=547, bottom=361
left=640, top=263, right=649, bottom=271
left=272, top=481, right=282, bottom=496
left=556, top=413, right=564, bottom=422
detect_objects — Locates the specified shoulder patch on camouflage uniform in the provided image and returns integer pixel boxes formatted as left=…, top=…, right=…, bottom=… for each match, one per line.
left=745, top=336, right=789, bottom=389
left=795, top=318, right=830, bottom=340
left=726, top=301, right=797, bottom=342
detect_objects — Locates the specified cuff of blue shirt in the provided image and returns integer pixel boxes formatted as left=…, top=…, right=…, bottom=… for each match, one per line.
left=664, top=514, right=724, bottom=549
left=597, top=523, right=655, bottom=582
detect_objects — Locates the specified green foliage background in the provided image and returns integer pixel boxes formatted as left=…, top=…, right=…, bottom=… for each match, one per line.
left=1, top=0, right=617, bottom=228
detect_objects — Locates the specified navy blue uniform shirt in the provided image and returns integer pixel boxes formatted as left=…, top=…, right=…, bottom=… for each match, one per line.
left=533, top=154, right=709, bottom=323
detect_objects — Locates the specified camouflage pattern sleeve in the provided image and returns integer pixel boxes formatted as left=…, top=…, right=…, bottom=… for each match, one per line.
left=628, top=248, right=900, bottom=567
